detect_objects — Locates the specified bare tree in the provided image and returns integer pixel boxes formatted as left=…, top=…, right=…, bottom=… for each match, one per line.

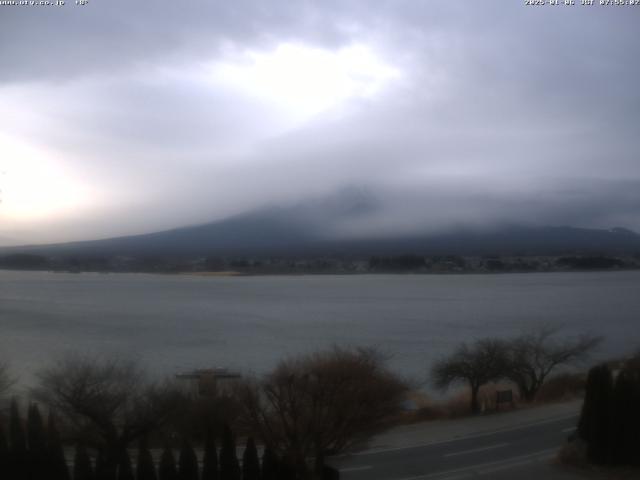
left=33, top=354, right=185, bottom=477
left=237, top=347, right=407, bottom=479
left=432, top=338, right=509, bottom=414
left=505, top=326, right=601, bottom=402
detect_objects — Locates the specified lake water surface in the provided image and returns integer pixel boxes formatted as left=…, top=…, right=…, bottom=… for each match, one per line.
left=1, top=270, right=639, bottom=386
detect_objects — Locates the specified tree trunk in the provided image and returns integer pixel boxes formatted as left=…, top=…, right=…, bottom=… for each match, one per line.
left=519, top=379, right=540, bottom=403
left=470, top=384, right=480, bottom=414
left=523, top=387, right=536, bottom=402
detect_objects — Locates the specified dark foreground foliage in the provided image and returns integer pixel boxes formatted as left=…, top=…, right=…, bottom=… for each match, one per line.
left=0, top=407, right=341, bottom=479
left=578, top=358, right=640, bottom=466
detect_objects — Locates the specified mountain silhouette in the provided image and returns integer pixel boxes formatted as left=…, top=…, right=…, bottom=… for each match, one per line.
left=2, top=190, right=639, bottom=258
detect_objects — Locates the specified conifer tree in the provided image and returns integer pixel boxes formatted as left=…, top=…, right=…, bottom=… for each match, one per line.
left=158, top=445, right=179, bottom=480
left=278, top=458, right=295, bottom=480
left=0, top=424, right=9, bottom=478
left=609, top=369, right=636, bottom=465
left=178, top=439, right=199, bottom=480
left=219, top=425, right=240, bottom=480
left=260, top=447, right=278, bottom=480
left=27, top=404, right=47, bottom=453
left=578, top=364, right=613, bottom=464
left=629, top=368, right=640, bottom=466
left=47, top=412, right=71, bottom=480
left=136, top=437, right=157, bottom=480
left=28, top=404, right=48, bottom=480
left=117, top=449, right=135, bottom=480
left=95, top=449, right=114, bottom=480
left=10, top=399, right=27, bottom=480
left=322, top=465, right=340, bottom=480
left=242, top=437, right=260, bottom=480
left=578, top=365, right=598, bottom=442
left=10, top=399, right=26, bottom=455
left=201, top=430, right=218, bottom=480
left=73, top=444, right=95, bottom=480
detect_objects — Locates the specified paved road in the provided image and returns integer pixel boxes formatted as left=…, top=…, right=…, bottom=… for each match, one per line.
left=330, top=414, right=581, bottom=480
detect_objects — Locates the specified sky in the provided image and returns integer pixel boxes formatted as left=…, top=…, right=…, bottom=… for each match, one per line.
left=0, top=1, right=639, bottom=246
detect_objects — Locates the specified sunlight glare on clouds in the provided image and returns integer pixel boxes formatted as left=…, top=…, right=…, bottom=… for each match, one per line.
left=0, top=134, right=91, bottom=223
left=212, top=42, right=401, bottom=121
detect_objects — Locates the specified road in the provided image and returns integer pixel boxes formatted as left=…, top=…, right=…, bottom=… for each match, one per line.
left=330, top=412, right=582, bottom=480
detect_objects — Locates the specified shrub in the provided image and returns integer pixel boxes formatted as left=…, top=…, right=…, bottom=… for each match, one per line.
left=535, top=372, right=586, bottom=403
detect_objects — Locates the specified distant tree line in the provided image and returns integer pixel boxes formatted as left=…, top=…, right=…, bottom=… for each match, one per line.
left=556, top=256, right=624, bottom=270
left=0, top=254, right=49, bottom=270
left=1, top=252, right=638, bottom=274
left=368, top=255, right=428, bottom=271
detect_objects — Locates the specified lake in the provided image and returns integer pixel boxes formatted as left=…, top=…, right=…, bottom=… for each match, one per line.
left=1, top=270, right=638, bottom=388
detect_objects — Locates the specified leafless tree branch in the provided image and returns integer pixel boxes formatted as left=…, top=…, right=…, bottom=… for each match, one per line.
left=237, top=346, right=407, bottom=477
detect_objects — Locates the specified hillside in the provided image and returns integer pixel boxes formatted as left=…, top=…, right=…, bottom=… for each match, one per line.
left=2, top=206, right=639, bottom=259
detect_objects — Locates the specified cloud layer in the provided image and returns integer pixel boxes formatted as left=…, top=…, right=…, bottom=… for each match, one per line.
left=1, top=1, right=638, bottom=244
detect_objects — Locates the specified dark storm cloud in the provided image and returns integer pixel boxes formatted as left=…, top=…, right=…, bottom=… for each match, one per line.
left=0, top=1, right=639, bottom=244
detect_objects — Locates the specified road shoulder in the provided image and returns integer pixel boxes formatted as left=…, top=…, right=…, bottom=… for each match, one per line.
left=356, top=400, right=582, bottom=454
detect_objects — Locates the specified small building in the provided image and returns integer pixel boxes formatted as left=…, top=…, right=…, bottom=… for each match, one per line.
left=175, top=368, right=241, bottom=397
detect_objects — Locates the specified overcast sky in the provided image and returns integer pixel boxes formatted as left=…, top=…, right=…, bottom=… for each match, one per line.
left=0, top=1, right=638, bottom=245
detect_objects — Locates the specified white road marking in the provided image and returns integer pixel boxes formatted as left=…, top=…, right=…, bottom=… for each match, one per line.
left=443, top=442, right=509, bottom=458
left=391, top=448, right=557, bottom=480
left=339, top=465, right=372, bottom=473
left=477, top=451, right=555, bottom=475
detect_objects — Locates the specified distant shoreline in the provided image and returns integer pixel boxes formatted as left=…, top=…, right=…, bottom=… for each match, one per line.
left=2, top=266, right=640, bottom=277
left=2, top=251, right=639, bottom=276
left=179, top=270, right=245, bottom=277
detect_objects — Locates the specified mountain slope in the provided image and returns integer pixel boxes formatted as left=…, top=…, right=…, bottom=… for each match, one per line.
left=2, top=208, right=640, bottom=258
